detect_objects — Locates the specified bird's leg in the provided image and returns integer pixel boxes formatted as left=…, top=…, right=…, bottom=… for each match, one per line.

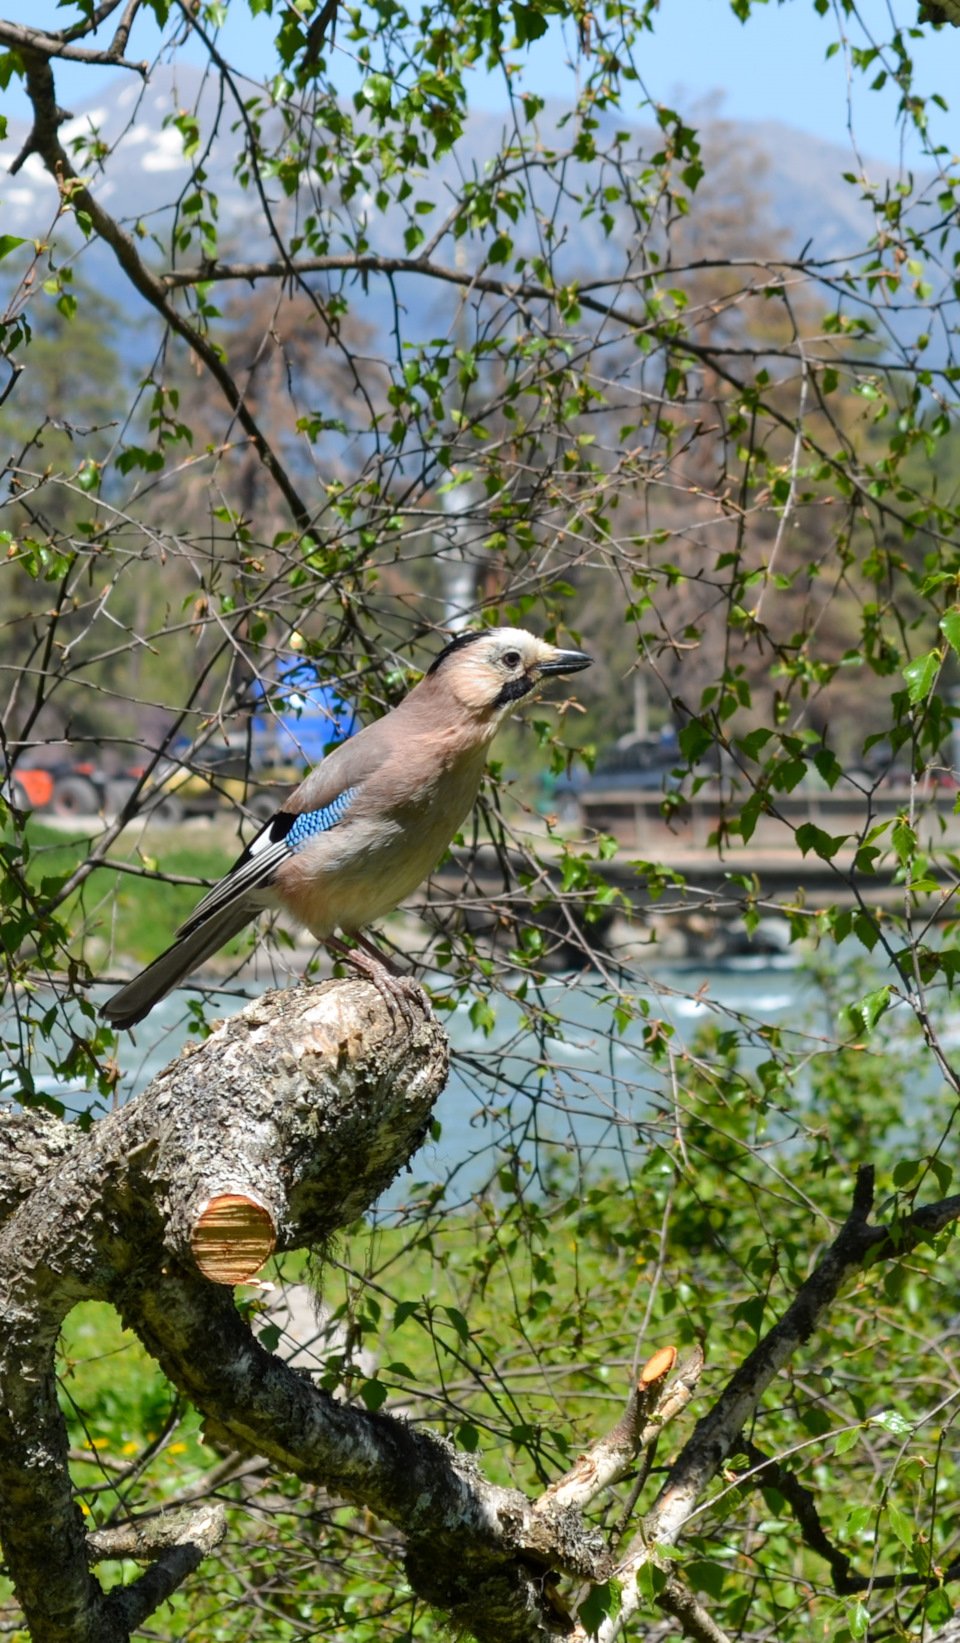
left=325, top=933, right=422, bottom=1029
left=350, top=928, right=403, bottom=976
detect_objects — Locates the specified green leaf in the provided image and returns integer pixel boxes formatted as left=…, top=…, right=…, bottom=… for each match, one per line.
left=892, top=818, right=915, bottom=863
left=774, top=757, right=807, bottom=793
left=813, top=748, right=844, bottom=787
left=940, top=607, right=960, bottom=657
left=359, top=1378, right=388, bottom=1411
left=929, top=1156, right=953, bottom=1194
left=360, top=73, right=392, bottom=112
left=870, top=1409, right=912, bottom=1436
left=902, top=649, right=939, bottom=704
left=635, top=1560, right=667, bottom=1601
left=737, top=727, right=772, bottom=760
left=892, top=1157, right=921, bottom=1189
left=846, top=1505, right=872, bottom=1535
left=678, top=718, right=713, bottom=762
left=887, top=1503, right=914, bottom=1548
left=578, top=1580, right=621, bottom=1635
left=924, top=1587, right=953, bottom=1627
left=444, top=1306, right=470, bottom=1343
left=0, top=233, right=26, bottom=260
left=849, top=985, right=890, bottom=1034
left=511, top=2, right=550, bottom=44
left=457, top=1421, right=480, bottom=1452
left=738, top=790, right=764, bottom=845
left=833, top=1425, right=861, bottom=1456
left=687, top=1559, right=726, bottom=1600
left=795, top=823, right=846, bottom=861
left=732, top=1294, right=765, bottom=1338
left=116, top=444, right=165, bottom=474
left=469, top=997, right=496, bottom=1035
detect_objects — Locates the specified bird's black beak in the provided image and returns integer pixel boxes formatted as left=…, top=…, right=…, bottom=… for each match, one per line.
left=537, top=648, right=593, bottom=677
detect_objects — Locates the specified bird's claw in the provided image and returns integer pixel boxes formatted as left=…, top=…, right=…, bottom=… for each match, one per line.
left=326, top=936, right=424, bottom=1031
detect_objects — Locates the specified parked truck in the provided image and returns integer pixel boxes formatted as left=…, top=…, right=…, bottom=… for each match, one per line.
left=2, top=665, right=358, bottom=824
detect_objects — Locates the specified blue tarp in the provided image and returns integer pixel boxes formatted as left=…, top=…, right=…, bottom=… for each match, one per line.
left=250, top=661, right=360, bottom=765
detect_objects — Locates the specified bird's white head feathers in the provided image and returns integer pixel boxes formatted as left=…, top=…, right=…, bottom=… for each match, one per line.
left=423, top=626, right=592, bottom=723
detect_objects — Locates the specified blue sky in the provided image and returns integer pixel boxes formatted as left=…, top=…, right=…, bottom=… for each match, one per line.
left=3, top=0, right=960, bottom=165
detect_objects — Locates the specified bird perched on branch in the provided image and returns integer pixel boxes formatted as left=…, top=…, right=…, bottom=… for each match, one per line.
left=102, top=627, right=592, bottom=1028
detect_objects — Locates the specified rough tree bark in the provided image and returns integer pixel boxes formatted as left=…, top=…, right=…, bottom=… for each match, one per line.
left=4, top=981, right=960, bottom=1643
left=0, top=978, right=615, bottom=1643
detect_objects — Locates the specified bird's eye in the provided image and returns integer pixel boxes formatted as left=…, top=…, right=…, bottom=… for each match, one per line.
left=501, top=649, right=522, bottom=670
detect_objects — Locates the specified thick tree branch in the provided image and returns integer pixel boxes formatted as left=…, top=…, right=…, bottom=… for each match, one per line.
left=86, top=1504, right=228, bottom=1635
left=85, top=1502, right=226, bottom=1564
left=0, top=980, right=612, bottom=1643
left=0, top=979, right=450, bottom=1643
left=0, top=1105, right=79, bottom=1222
left=157, top=247, right=955, bottom=546
left=157, top=251, right=956, bottom=381
left=5, top=996, right=960, bottom=1643
left=127, top=1266, right=609, bottom=1642
left=0, top=18, right=146, bottom=68
left=536, top=1345, right=691, bottom=1513
left=738, top=1437, right=960, bottom=1598
left=11, top=50, right=313, bottom=532
left=645, top=1168, right=918, bottom=1550
left=101, top=0, right=143, bottom=61
left=560, top=1168, right=960, bottom=1643
left=657, top=1579, right=733, bottom=1643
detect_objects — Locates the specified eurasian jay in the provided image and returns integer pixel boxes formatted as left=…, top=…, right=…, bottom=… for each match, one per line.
left=102, top=627, right=592, bottom=1028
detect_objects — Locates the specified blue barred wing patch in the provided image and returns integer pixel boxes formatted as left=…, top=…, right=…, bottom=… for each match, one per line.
left=178, top=786, right=360, bottom=935
left=286, top=786, right=359, bottom=851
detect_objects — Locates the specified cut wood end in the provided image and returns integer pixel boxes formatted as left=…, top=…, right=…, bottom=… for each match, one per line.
left=639, top=1344, right=677, bottom=1387
left=190, top=1192, right=276, bottom=1285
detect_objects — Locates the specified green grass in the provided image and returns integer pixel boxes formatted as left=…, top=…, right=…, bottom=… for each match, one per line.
left=21, top=817, right=249, bottom=967
left=59, top=1302, right=209, bottom=1481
